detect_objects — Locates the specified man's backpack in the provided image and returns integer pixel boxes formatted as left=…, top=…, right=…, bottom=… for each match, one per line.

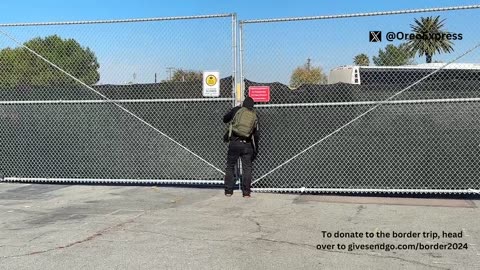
left=229, top=107, right=257, bottom=139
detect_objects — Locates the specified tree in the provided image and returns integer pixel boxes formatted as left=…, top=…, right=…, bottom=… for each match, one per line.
left=407, top=16, right=454, bottom=63
left=372, top=44, right=415, bottom=66
left=0, top=35, right=100, bottom=87
left=289, top=59, right=327, bottom=88
left=171, top=69, right=202, bottom=82
left=0, top=48, right=19, bottom=87
left=353, top=53, right=370, bottom=66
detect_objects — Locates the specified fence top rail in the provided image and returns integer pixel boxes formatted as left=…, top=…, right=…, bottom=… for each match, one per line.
left=0, top=13, right=235, bottom=27
left=240, top=5, right=480, bottom=24
left=254, top=97, right=480, bottom=108
left=0, top=97, right=478, bottom=106
left=0, top=97, right=235, bottom=105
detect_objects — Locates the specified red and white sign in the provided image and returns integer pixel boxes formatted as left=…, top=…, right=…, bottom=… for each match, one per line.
left=248, top=86, right=270, bottom=102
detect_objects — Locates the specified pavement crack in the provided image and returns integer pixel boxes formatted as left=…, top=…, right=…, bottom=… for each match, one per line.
left=365, top=253, right=450, bottom=270
left=245, top=216, right=263, bottom=234
left=27, top=232, right=50, bottom=243
left=347, top=205, right=366, bottom=222
left=125, top=229, right=237, bottom=243
left=255, top=238, right=448, bottom=270
left=257, top=238, right=315, bottom=250
left=1, top=212, right=144, bottom=259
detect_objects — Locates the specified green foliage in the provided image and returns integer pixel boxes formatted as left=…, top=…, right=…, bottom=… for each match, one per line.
left=0, top=35, right=100, bottom=87
left=171, top=69, right=202, bottom=82
left=372, top=44, right=415, bottom=66
left=353, top=53, right=370, bottom=66
left=289, top=60, right=327, bottom=88
left=407, top=16, right=454, bottom=63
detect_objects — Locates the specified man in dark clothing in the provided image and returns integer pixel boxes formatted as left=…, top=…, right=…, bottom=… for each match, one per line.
left=223, top=96, right=259, bottom=198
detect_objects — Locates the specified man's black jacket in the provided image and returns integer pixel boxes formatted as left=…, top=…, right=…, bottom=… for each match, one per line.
left=223, top=101, right=259, bottom=154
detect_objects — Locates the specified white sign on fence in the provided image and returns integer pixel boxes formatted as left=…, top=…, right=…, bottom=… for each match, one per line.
left=202, top=71, right=220, bottom=97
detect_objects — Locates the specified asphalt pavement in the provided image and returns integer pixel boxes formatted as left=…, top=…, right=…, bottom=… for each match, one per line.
left=0, top=183, right=479, bottom=270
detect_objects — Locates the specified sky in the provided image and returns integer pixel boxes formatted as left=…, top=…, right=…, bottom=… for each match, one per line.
left=0, top=0, right=479, bottom=84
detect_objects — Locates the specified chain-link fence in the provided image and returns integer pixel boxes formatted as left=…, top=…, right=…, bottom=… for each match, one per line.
left=2, top=7, right=479, bottom=194
left=240, top=5, right=480, bottom=194
left=0, top=14, right=237, bottom=185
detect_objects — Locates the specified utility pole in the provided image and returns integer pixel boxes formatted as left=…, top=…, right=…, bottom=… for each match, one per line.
left=155, top=73, right=157, bottom=83
left=166, top=67, right=175, bottom=81
left=307, top=58, right=311, bottom=71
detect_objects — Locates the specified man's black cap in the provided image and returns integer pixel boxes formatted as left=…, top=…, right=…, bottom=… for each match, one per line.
left=243, top=96, right=254, bottom=109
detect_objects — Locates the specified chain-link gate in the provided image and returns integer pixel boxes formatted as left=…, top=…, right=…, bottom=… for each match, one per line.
left=0, top=14, right=237, bottom=185
left=2, top=7, right=480, bottom=194
left=240, top=5, right=480, bottom=194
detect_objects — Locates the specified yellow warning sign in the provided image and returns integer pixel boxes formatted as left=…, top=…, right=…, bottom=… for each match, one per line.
left=203, top=71, right=220, bottom=97
left=206, top=74, right=217, bottom=86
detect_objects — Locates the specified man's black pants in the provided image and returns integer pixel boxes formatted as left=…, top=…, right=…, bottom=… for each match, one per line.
left=224, top=140, right=253, bottom=195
